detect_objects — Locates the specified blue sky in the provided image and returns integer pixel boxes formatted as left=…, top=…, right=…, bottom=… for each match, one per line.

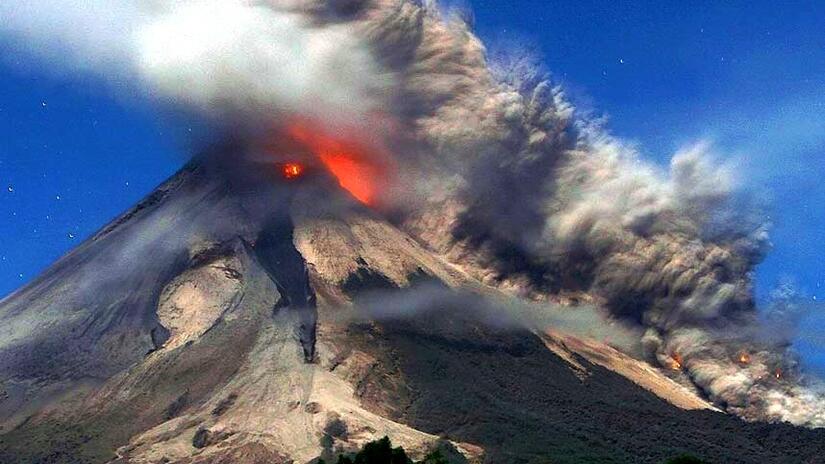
left=1, top=1, right=824, bottom=369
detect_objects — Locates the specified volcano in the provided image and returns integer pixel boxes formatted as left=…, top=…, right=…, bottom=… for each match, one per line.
left=1, top=150, right=824, bottom=464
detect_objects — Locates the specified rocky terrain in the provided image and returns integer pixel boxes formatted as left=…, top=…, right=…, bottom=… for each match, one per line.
left=1, top=154, right=824, bottom=464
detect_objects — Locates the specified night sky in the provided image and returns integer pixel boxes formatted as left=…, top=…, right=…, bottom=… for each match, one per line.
left=1, top=1, right=824, bottom=370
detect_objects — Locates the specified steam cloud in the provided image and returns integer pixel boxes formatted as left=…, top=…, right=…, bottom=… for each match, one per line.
left=2, top=0, right=823, bottom=426
left=0, top=0, right=389, bottom=132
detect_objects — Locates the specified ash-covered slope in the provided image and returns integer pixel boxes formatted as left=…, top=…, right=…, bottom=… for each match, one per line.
left=1, top=154, right=824, bottom=464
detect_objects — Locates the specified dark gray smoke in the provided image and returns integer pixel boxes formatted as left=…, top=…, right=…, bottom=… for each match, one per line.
left=328, top=0, right=822, bottom=426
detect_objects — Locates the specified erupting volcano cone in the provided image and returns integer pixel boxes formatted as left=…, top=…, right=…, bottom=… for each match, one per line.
left=1, top=149, right=824, bottom=464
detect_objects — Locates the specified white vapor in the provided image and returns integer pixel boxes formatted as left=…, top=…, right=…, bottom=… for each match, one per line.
left=136, top=2, right=389, bottom=126
left=2, top=0, right=823, bottom=427
left=0, top=1, right=140, bottom=73
left=0, top=1, right=389, bottom=130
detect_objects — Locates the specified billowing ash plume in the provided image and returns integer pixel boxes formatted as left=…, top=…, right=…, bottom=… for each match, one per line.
left=2, top=0, right=823, bottom=426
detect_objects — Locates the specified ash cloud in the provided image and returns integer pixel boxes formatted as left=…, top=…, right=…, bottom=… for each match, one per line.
left=320, top=0, right=821, bottom=426
left=2, top=0, right=823, bottom=426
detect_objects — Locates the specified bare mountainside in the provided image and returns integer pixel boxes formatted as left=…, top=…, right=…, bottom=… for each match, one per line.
left=1, top=153, right=824, bottom=464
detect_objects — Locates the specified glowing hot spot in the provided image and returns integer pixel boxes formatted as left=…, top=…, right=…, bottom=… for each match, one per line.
left=668, top=353, right=683, bottom=371
left=282, top=163, right=304, bottom=179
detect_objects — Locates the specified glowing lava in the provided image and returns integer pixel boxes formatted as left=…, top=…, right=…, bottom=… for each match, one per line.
left=285, top=121, right=387, bottom=206
left=738, top=352, right=751, bottom=365
left=668, top=353, right=683, bottom=371
left=281, top=162, right=304, bottom=180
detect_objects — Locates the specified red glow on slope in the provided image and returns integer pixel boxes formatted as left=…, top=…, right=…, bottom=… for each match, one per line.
left=286, top=122, right=387, bottom=206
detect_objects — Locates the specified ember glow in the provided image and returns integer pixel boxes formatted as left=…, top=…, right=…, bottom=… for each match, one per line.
left=281, top=163, right=304, bottom=180
left=668, top=353, right=683, bottom=371
left=284, top=122, right=388, bottom=205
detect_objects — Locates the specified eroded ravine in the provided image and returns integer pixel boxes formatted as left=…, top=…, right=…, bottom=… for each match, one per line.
left=252, top=216, right=318, bottom=363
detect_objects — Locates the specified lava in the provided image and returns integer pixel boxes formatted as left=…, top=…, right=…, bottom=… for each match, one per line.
left=668, top=353, right=683, bottom=371
left=284, top=121, right=388, bottom=206
left=738, top=352, right=751, bottom=365
left=281, top=163, right=304, bottom=180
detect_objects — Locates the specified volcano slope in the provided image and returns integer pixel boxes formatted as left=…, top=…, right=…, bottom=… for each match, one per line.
left=0, top=155, right=824, bottom=464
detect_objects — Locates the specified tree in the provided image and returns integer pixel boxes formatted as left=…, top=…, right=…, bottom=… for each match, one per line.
left=326, top=436, right=447, bottom=464
left=664, top=455, right=707, bottom=464
left=419, top=450, right=450, bottom=464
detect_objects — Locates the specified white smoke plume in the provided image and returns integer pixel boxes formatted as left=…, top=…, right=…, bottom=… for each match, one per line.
left=0, top=0, right=389, bottom=132
left=2, top=0, right=823, bottom=426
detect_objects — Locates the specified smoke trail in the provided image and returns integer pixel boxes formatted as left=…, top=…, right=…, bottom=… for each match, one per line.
left=2, top=0, right=823, bottom=425
left=0, top=0, right=389, bottom=133
left=335, top=282, right=642, bottom=355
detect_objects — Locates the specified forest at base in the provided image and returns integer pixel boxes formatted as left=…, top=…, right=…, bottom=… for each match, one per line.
left=316, top=436, right=708, bottom=464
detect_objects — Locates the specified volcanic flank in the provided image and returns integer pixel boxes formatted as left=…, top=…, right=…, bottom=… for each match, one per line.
left=0, top=148, right=824, bottom=464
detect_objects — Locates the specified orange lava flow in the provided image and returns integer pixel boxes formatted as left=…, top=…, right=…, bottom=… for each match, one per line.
left=285, top=122, right=386, bottom=206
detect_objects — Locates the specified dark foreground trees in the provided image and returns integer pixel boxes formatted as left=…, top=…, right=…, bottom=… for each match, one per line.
left=320, top=436, right=707, bottom=464
left=664, top=455, right=707, bottom=464
left=318, top=436, right=448, bottom=464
